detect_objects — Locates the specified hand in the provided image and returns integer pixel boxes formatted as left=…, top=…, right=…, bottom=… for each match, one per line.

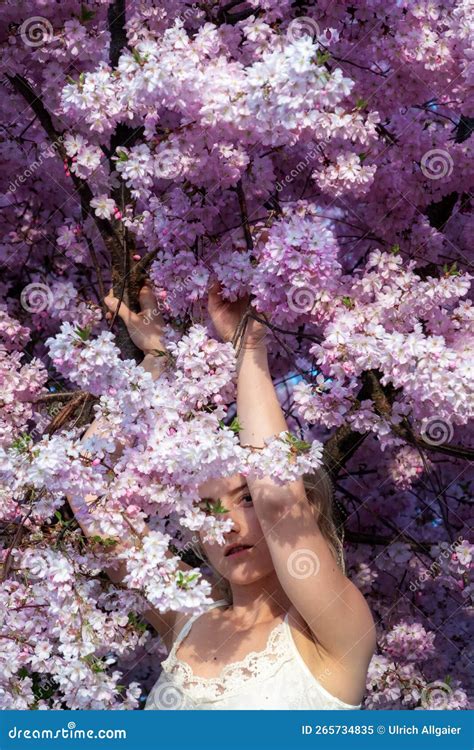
left=104, top=283, right=166, bottom=355
left=207, top=282, right=268, bottom=349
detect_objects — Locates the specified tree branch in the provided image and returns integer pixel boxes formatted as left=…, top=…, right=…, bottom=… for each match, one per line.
left=106, top=2, right=150, bottom=332
left=364, top=370, right=474, bottom=460
left=108, top=0, right=129, bottom=68
left=235, top=178, right=254, bottom=253
left=7, top=72, right=140, bottom=360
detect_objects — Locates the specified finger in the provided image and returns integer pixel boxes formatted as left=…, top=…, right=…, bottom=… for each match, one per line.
left=207, top=280, right=224, bottom=311
left=104, top=293, right=140, bottom=328
left=208, top=280, right=222, bottom=297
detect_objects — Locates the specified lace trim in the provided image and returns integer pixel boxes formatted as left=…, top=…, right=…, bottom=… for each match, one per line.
left=160, top=619, right=292, bottom=702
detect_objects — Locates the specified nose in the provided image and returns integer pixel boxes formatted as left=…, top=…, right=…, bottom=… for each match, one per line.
left=225, top=510, right=241, bottom=535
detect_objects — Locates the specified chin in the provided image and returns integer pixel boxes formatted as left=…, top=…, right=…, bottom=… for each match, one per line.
left=220, top=554, right=275, bottom=584
left=206, top=545, right=274, bottom=582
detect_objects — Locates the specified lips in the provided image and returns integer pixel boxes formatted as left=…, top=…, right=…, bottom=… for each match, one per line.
left=224, top=544, right=253, bottom=557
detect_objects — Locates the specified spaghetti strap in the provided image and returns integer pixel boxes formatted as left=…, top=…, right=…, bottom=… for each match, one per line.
left=170, top=599, right=228, bottom=655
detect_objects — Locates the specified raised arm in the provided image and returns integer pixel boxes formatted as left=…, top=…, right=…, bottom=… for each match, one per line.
left=208, top=285, right=376, bottom=670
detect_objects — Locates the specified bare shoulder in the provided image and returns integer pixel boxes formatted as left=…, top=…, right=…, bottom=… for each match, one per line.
left=286, top=605, right=375, bottom=707
left=144, top=578, right=226, bottom=652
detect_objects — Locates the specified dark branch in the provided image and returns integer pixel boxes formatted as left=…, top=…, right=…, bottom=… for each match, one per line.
left=7, top=72, right=140, bottom=360
left=108, top=0, right=129, bottom=68
left=235, top=179, right=254, bottom=253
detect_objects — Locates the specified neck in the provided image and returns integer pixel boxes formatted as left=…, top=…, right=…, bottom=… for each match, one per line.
left=226, top=571, right=291, bottom=626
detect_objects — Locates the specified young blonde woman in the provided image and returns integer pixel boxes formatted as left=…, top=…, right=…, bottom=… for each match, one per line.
left=71, top=282, right=376, bottom=710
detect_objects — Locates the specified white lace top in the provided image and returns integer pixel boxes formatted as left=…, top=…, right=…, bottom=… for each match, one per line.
left=145, top=600, right=362, bottom=710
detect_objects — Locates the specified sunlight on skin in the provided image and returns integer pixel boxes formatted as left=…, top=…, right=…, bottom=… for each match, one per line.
left=198, top=473, right=276, bottom=585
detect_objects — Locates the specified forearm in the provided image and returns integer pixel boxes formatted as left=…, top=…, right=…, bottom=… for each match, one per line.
left=236, top=344, right=287, bottom=448
left=237, top=343, right=306, bottom=512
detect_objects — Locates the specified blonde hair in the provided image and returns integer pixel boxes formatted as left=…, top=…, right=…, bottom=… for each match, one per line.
left=192, top=468, right=345, bottom=604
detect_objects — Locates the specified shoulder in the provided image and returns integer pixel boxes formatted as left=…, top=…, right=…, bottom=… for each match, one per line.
left=285, top=606, right=371, bottom=707
left=144, top=577, right=226, bottom=650
left=167, top=597, right=228, bottom=651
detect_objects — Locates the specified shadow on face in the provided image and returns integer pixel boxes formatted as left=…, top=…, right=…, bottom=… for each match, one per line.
left=198, top=474, right=275, bottom=584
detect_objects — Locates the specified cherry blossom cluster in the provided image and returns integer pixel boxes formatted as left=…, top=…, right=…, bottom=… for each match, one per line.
left=247, top=431, right=323, bottom=485
left=0, top=309, right=47, bottom=451
left=0, top=0, right=472, bottom=711
left=294, top=250, right=473, bottom=451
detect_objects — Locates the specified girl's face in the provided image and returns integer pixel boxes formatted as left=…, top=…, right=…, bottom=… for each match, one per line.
left=198, top=474, right=275, bottom=585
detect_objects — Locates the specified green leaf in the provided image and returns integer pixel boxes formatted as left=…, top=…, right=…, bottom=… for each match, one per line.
left=342, top=296, right=354, bottom=308
left=132, top=49, right=146, bottom=65
left=356, top=98, right=368, bottom=109
left=358, top=152, right=367, bottom=163
left=283, top=431, right=311, bottom=453
left=228, top=417, right=242, bottom=434
left=443, top=261, right=459, bottom=277
left=127, top=612, right=147, bottom=632
left=74, top=325, right=91, bottom=342
left=82, top=654, right=105, bottom=673
left=176, top=571, right=200, bottom=590
left=116, top=150, right=129, bottom=162
left=11, top=433, right=32, bottom=453
left=218, top=417, right=241, bottom=434
left=315, top=50, right=331, bottom=65
left=205, top=499, right=229, bottom=515
left=390, top=243, right=400, bottom=254
left=90, top=535, right=117, bottom=548
left=80, top=4, right=95, bottom=22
